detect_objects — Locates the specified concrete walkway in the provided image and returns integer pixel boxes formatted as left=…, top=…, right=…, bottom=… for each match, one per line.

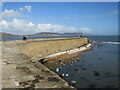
left=1, top=41, right=74, bottom=89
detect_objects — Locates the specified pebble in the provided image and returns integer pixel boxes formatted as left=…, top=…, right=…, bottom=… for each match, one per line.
left=56, top=68, right=60, bottom=72
left=68, top=62, right=71, bottom=64
left=62, top=63, right=65, bottom=65
left=59, top=73, right=69, bottom=77
left=62, top=74, right=65, bottom=77
left=72, top=61, right=74, bottom=63
left=93, top=71, right=100, bottom=76
left=50, top=68, right=54, bottom=71
left=75, top=69, right=78, bottom=71
left=71, top=80, right=77, bottom=84
left=65, top=74, right=69, bottom=77
left=59, top=67, right=62, bottom=69
left=78, top=71, right=81, bottom=73
left=60, top=62, right=63, bottom=64
left=73, top=60, right=76, bottom=62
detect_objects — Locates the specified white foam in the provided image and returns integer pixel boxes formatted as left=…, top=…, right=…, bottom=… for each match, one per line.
left=102, top=42, right=120, bottom=45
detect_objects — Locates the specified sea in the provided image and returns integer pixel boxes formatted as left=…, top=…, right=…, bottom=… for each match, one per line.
left=1, top=35, right=119, bottom=88
left=44, top=36, right=119, bottom=88
left=55, top=36, right=119, bottom=88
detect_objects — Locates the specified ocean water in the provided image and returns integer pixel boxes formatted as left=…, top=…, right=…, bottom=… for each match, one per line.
left=44, top=36, right=119, bottom=88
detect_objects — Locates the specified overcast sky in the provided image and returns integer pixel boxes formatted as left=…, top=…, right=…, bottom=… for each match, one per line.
left=1, top=2, right=118, bottom=35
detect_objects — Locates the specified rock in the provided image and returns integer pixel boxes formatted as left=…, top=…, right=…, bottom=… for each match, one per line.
left=78, top=71, right=80, bottom=73
left=71, top=61, right=74, bottom=64
left=56, top=68, right=60, bottom=72
left=71, top=80, right=77, bottom=84
left=98, top=44, right=101, bottom=46
left=68, top=62, right=71, bottom=64
left=93, top=71, right=100, bottom=76
left=62, top=63, right=65, bottom=65
left=94, top=73, right=100, bottom=76
left=60, top=62, right=63, bottom=64
left=65, top=74, right=69, bottom=77
left=75, top=69, right=78, bottom=71
left=59, top=67, right=62, bottom=69
left=50, top=68, right=54, bottom=71
left=73, top=60, right=76, bottom=62
left=60, top=74, right=66, bottom=77
left=62, top=74, right=65, bottom=77
left=59, top=74, right=68, bottom=77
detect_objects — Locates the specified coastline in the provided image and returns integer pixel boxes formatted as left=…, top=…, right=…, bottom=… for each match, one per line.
left=1, top=37, right=92, bottom=89
left=44, top=43, right=92, bottom=62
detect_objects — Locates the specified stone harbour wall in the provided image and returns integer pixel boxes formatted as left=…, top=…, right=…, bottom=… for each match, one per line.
left=19, top=37, right=88, bottom=61
left=2, top=37, right=88, bottom=89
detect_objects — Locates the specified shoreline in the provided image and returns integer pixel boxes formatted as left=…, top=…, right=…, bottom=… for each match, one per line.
left=44, top=43, right=92, bottom=62
left=1, top=37, right=91, bottom=89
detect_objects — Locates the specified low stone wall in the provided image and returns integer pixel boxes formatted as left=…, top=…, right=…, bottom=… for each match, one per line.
left=19, top=37, right=88, bottom=61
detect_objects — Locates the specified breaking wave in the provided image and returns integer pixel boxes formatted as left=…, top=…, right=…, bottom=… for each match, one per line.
left=102, top=42, right=120, bottom=45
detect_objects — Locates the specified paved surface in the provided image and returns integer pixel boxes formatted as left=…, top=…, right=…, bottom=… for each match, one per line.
left=1, top=41, right=74, bottom=89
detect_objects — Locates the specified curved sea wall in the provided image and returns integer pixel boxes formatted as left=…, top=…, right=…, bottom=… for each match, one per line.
left=2, top=37, right=89, bottom=89
left=20, top=37, right=88, bottom=61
